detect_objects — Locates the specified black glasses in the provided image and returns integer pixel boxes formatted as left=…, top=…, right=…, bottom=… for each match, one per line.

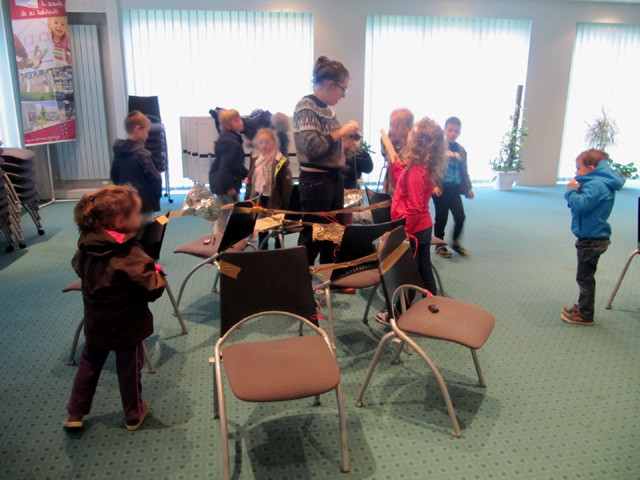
left=335, top=82, right=348, bottom=94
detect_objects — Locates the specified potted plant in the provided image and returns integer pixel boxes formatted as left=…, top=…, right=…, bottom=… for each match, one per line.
left=584, top=109, right=638, bottom=180
left=491, top=85, right=527, bottom=191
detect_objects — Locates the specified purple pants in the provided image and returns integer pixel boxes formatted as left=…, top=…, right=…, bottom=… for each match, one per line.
left=66, top=341, right=145, bottom=423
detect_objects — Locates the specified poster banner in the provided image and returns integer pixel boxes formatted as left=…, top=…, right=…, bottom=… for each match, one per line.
left=10, top=0, right=76, bottom=146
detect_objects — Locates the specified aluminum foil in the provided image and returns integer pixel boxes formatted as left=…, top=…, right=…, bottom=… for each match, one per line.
left=181, top=183, right=222, bottom=222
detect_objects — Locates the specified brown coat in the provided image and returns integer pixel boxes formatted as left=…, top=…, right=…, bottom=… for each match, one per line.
left=245, top=152, right=293, bottom=210
left=72, top=230, right=165, bottom=350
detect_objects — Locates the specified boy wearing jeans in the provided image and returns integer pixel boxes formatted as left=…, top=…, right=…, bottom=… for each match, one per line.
left=562, top=150, right=623, bottom=326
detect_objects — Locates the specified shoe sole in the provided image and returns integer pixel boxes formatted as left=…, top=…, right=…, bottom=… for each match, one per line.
left=561, top=313, right=594, bottom=326
left=436, top=251, right=452, bottom=258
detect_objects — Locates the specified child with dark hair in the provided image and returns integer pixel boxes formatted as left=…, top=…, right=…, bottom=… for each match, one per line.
left=433, top=116, right=474, bottom=258
left=63, top=185, right=165, bottom=431
left=562, top=149, right=623, bottom=326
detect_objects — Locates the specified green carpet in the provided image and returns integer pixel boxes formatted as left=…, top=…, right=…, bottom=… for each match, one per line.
left=1, top=185, right=639, bottom=480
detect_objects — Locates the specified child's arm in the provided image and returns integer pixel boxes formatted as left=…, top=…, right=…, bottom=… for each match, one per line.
left=113, top=248, right=166, bottom=302
left=564, top=180, right=605, bottom=213
left=460, top=146, right=473, bottom=198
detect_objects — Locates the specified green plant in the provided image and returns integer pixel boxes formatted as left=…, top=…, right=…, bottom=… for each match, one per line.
left=584, top=108, right=618, bottom=150
left=359, top=139, right=376, bottom=155
left=611, top=161, right=638, bottom=180
left=491, top=105, right=528, bottom=173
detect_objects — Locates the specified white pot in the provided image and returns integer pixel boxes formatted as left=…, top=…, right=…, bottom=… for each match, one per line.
left=494, top=171, right=519, bottom=191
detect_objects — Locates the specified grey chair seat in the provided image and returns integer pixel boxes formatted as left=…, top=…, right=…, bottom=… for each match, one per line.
left=174, top=235, right=250, bottom=259
left=331, top=269, right=380, bottom=289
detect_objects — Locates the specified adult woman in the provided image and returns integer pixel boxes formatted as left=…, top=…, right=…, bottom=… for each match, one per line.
left=293, top=56, right=359, bottom=265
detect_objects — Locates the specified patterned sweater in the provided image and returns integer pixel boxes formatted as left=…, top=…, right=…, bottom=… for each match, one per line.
left=293, top=95, right=344, bottom=170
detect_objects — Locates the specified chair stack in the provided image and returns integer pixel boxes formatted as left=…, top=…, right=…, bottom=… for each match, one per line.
left=0, top=158, right=26, bottom=252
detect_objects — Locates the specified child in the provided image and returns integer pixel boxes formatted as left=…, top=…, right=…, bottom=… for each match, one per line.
left=48, top=16, right=71, bottom=65
left=210, top=109, right=248, bottom=240
left=63, top=186, right=165, bottom=431
left=562, top=149, right=623, bottom=326
left=389, top=117, right=446, bottom=295
left=433, top=117, right=474, bottom=258
left=342, top=132, right=374, bottom=190
left=245, top=128, right=293, bottom=249
left=382, top=109, right=414, bottom=195
left=111, top=111, right=162, bottom=223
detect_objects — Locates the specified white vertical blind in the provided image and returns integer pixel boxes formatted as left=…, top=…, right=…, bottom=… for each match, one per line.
left=558, top=23, right=640, bottom=180
left=0, top=4, right=22, bottom=148
left=364, top=15, right=532, bottom=182
left=122, top=10, right=314, bottom=185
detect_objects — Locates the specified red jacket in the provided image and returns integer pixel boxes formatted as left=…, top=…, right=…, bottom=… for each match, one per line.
left=390, top=162, right=434, bottom=234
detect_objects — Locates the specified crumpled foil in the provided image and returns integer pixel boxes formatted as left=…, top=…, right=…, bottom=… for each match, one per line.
left=344, top=189, right=365, bottom=209
left=312, top=222, right=345, bottom=244
left=181, top=184, right=222, bottom=221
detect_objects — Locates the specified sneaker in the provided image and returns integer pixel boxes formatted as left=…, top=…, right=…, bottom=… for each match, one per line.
left=561, top=310, right=594, bottom=326
left=63, top=414, right=83, bottom=429
left=452, top=243, right=470, bottom=256
left=126, top=402, right=150, bottom=431
left=562, top=304, right=580, bottom=316
left=435, top=246, right=452, bottom=258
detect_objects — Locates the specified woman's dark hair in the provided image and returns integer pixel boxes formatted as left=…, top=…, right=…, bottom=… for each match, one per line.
left=313, top=55, right=349, bottom=88
left=74, top=185, right=139, bottom=234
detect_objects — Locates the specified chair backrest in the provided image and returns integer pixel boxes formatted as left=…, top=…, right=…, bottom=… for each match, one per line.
left=137, top=211, right=170, bottom=261
left=219, top=246, right=318, bottom=335
left=331, top=219, right=406, bottom=281
left=375, top=226, right=424, bottom=313
left=365, top=187, right=392, bottom=224
left=218, top=201, right=258, bottom=252
left=128, top=95, right=161, bottom=122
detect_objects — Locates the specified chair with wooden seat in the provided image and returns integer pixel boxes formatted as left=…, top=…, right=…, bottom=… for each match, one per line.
left=173, top=201, right=258, bottom=306
left=212, top=246, right=349, bottom=479
left=354, top=226, right=495, bottom=437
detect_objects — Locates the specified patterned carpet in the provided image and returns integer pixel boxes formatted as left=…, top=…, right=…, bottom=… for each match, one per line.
left=0, top=185, right=639, bottom=480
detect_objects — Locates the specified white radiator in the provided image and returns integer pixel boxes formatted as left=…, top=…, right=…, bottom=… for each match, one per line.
left=57, top=24, right=110, bottom=180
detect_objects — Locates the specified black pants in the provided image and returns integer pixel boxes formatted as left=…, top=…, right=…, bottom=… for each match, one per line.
left=257, top=195, right=282, bottom=250
left=433, top=185, right=465, bottom=242
left=298, top=170, right=344, bottom=265
left=576, top=238, right=610, bottom=320
left=413, top=228, right=438, bottom=295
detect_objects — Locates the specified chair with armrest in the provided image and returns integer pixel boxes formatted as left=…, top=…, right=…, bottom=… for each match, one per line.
left=212, top=246, right=349, bottom=479
left=354, top=226, right=495, bottom=437
left=173, top=201, right=258, bottom=306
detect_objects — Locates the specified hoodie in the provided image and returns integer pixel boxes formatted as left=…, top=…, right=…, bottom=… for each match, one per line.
left=111, top=139, right=162, bottom=213
left=565, top=160, right=624, bottom=239
left=72, top=230, right=165, bottom=350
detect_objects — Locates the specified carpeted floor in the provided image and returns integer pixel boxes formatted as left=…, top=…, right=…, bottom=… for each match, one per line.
left=1, top=185, right=639, bottom=480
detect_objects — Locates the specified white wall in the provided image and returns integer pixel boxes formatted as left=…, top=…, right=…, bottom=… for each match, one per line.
left=71, top=0, right=640, bottom=185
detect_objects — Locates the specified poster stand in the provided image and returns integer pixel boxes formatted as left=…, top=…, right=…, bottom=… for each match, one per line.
left=40, top=143, right=75, bottom=207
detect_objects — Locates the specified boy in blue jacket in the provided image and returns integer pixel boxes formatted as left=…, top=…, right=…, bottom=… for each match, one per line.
left=562, top=150, right=624, bottom=326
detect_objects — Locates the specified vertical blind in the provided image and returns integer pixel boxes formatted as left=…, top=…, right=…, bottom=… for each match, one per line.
left=122, top=10, right=314, bottom=185
left=0, top=3, right=22, bottom=148
left=364, top=15, right=532, bottom=182
left=558, top=23, right=640, bottom=180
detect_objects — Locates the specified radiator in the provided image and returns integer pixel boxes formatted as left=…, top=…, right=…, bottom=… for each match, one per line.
left=57, top=25, right=110, bottom=180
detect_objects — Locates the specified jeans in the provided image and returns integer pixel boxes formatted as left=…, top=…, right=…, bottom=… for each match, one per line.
left=433, top=186, right=465, bottom=242
left=297, top=170, right=344, bottom=265
left=575, top=238, right=610, bottom=320
left=66, top=341, right=145, bottom=422
left=413, top=227, right=437, bottom=295
left=213, top=194, right=236, bottom=243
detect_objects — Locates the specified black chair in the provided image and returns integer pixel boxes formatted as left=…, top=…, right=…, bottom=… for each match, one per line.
left=365, top=186, right=392, bottom=224
left=257, top=184, right=304, bottom=249
left=174, top=202, right=258, bottom=306
left=211, top=246, right=349, bottom=479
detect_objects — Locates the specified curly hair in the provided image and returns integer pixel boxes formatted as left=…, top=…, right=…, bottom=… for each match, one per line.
left=74, top=185, right=139, bottom=234
left=401, top=117, right=446, bottom=183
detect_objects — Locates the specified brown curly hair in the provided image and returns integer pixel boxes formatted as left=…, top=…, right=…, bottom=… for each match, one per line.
left=74, top=185, right=139, bottom=234
left=401, top=117, right=446, bottom=183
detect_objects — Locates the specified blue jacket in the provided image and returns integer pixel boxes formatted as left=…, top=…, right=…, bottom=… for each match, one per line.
left=565, top=160, right=624, bottom=239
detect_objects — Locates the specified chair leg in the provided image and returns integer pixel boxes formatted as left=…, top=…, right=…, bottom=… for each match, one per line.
left=354, top=331, right=396, bottom=407
left=164, top=278, right=188, bottom=334
left=211, top=358, right=220, bottom=419
left=143, top=343, right=157, bottom=374
left=362, top=284, right=379, bottom=325
left=606, top=249, right=639, bottom=309
left=215, top=357, right=232, bottom=480
left=334, top=383, right=350, bottom=473
left=68, top=318, right=85, bottom=366
left=313, top=394, right=321, bottom=406
left=400, top=334, right=462, bottom=437
left=325, top=287, right=337, bottom=346
left=176, top=256, right=216, bottom=307
left=470, top=349, right=486, bottom=388
left=212, top=271, right=221, bottom=293
left=390, top=338, right=404, bottom=364
left=431, top=261, right=446, bottom=297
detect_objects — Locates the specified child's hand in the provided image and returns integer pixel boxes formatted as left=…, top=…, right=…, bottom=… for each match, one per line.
left=467, top=190, right=474, bottom=199
left=433, top=186, right=442, bottom=197
left=227, top=188, right=237, bottom=196
left=567, top=178, right=581, bottom=190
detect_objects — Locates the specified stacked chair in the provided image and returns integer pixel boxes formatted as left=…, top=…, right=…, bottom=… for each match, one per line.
left=128, top=95, right=173, bottom=203
left=0, top=147, right=44, bottom=251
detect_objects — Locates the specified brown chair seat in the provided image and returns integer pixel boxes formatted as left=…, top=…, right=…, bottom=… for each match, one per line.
left=173, top=235, right=218, bottom=258
left=331, top=269, right=380, bottom=289
left=222, top=335, right=340, bottom=402
left=62, top=278, right=82, bottom=292
left=398, top=296, right=495, bottom=349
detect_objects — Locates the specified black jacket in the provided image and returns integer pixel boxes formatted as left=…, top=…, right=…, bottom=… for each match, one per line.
left=111, top=139, right=162, bottom=213
left=245, top=152, right=293, bottom=209
left=72, top=230, right=165, bottom=351
left=209, top=130, right=248, bottom=196
left=342, top=147, right=374, bottom=189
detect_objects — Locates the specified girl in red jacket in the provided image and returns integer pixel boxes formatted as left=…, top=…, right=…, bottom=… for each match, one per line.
left=389, top=117, right=446, bottom=294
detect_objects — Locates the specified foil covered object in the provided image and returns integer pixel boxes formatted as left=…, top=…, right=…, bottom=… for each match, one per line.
left=181, top=184, right=222, bottom=221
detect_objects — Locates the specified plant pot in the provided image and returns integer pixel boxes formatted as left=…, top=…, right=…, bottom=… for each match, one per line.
left=494, top=171, right=519, bottom=191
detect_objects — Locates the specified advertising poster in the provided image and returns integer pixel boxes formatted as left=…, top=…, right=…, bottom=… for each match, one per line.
left=10, top=0, right=76, bottom=145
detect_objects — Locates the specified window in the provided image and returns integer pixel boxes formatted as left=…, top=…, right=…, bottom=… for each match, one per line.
left=364, top=15, right=532, bottom=182
left=558, top=23, right=640, bottom=180
left=122, top=10, right=314, bottom=185
left=0, top=3, right=22, bottom=148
